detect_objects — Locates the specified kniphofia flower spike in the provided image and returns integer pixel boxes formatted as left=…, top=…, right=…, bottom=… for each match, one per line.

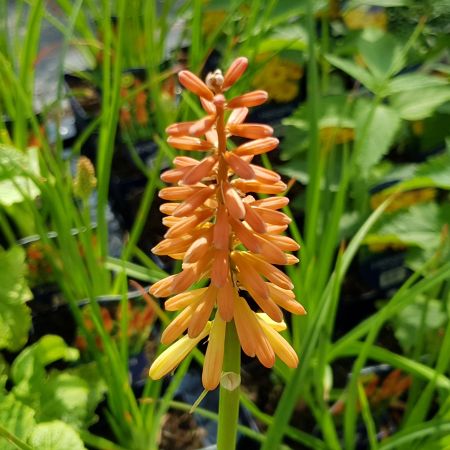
left=149, top=57, right=305, bottom=390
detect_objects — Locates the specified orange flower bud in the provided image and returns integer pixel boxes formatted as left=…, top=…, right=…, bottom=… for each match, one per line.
left=223, top=182, right=246, bottom=220
left=178, top=70, right=214, bottom=100
left=188, top=286, right=217, bottom=338
left=172, top=185, right=216, bottom=217
left=224, top=152, right=255, bottom=179
left=227, top=107, right=249, bottom=125
left=251, top=165, right=281, bottom=183
left=227, top=90, right=268, bottom=109
left=243, top=203, right=267, bottom=234
left=232, top=179, right=287, bottom=195
left=182, top=155, right=217, bottom=185
left=228, top=123, right=273, bottom=139
left=167, top=136, right=214, bottom=151
left=166, top=115, right=216, bottom=137
left=217, top=277, right=235, bottom=321
left=213, top=205, right=231, bottom=250
left=222, top=56, right=248, bottom=90
left=184, top=235, right=211, bottom=263
left=234, top=137, right=279, bottom=156
left=164, top=288, right=208, bottom=311
left=211, top=248, right=229, bottom=288
left=202, top=314, right=226, bottom=390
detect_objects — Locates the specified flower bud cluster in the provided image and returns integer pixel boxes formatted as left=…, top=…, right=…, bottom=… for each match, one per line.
left=149, top=57, right=305, bottom=390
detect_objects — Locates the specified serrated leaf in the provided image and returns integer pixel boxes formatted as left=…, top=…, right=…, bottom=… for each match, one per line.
left=355, top=101, right=400, bottom=175
left=0, top=247, right=32, bottom=352
left=0, top=394, right=35, bottom=450
left=357, top=29, right=404, bottom=80
left=390, top=86, right=450, bottom=120
left=28, top=421, right=86, bottom=450
left=325, top=54, right=376, bottom=92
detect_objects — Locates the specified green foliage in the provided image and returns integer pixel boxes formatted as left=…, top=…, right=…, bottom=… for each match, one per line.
left=0, top=336, right=104, bottom=450
left=1, top=1, right=449, bottom=449
left=0, top=146, right=40, bottom=206
left=357, top=28, right=404, bottom=80
left=0, top=246, right=32, bottom=352
left=393, top=296, right=446, bottom=355
left=355, top=101, right=401, bottom=175
left=366, top=202, right=450, bottom=250
left=10, top=336, right=106, bottom=429
left=28, top=421, right=86, bottom=450
left=0, top=394, right=35, bottom=450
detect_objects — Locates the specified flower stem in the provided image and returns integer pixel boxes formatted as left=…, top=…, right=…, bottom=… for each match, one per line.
left=217, top=321, right=241, bottom=450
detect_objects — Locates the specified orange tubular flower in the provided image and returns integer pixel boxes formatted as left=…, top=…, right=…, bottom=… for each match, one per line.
left=148, top=57, right=305, bottom=390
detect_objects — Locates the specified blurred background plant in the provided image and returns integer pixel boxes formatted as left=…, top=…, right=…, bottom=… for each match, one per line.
left=0, top=0, right=449, bottom=449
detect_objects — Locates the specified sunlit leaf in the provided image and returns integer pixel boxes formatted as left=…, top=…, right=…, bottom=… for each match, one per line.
left=0, top=394, right=35, bottom=450
left=0, top=145, right=40, bottom=206
left=0, top=247, right=32, bottom=352
left=11, top=335, right=79, bottom=401
left=28, top=421, right=86, bottom=450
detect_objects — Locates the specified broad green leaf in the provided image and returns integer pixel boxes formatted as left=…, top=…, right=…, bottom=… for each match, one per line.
left=414, top=152, right=450, bottom=189
left=357, top=29, right=403, bottom=80
left=355, top=101, right=401, bottom=175
left=68, top=363, right=107, bottom=422
left=0, top=247, right=32, bottom=352
left=28, top=421, right=85, bottom=450
left=387, top=73, right=448, bottom=95
left=0, top=146, right=40, bottom=206
left=9, top=338, right=103, bottom=430
left=365, top=202, right=450, bottom=249
left=325, top=54, right=376, bottom=93
left=11, top=335, right=79, bottom=400
left=0, top=146, right=26, bottom=181
left=38, top=373, right=91, bottom=428
left=390, top=86, right=450, bottom=120
left=0, top=394, right=35, bottom=450
left=38, top=364, right=106, bottom=428
left=379, top=153, right=450, bottom=193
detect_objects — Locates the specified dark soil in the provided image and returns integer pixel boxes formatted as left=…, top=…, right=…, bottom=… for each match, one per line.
left=159, top=410, right=207, bottom=450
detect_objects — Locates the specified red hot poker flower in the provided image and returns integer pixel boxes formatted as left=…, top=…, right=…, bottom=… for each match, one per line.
left=149, top=57, right=305, bottom=391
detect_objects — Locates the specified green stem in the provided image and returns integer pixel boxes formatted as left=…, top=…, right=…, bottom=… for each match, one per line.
left=217, top=322, right=241, bottom=450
